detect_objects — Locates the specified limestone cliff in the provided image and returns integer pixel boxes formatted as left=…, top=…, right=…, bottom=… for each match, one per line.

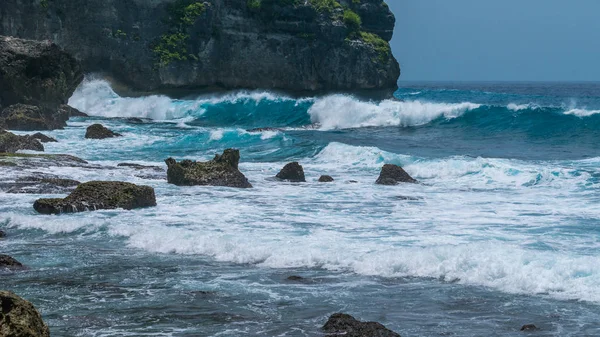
left=0, top=0, right=400, bottom=96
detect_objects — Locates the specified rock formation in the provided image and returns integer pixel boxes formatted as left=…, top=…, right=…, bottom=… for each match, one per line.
left=276, top=162, right=306, bottom=182
left=30, top=133, right=57, bottom=143
left=85, top=124, right=122, bottom=139
left=33, top=181, right=157, bottom=214
left=0, top=0, right=399, bottom=96
left=323, top=313, right=401, bottom=337
left=0, top=254, right=24, bottom=268
left=0, top=130, right=44, bottom=153
left=376, top=164, right=417, bottom=185
left=0, top=291, right=50, bottom=337
left=165, top=149, right=252, bottom=188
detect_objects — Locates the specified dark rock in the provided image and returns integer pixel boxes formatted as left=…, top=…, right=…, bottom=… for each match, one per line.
left=0, top=153, right=88, bottom=169
left=286, top=276, right=305, bottom=282
left=7, top=175, right=80, bottom=194
left=165, top=149, right=252, bottom=188
left=0, top=1, right=398, bottom=96
left=1, top=104, right=55, bottom=130
left=376, top=164, right=417, bottom=185
left=126, top=117, right=145, bottom=123
left=318, top=175, right=334, bottom=183
left=323, top=313, right=401, bottom=337
left=0, top=254, right=23, bottom=268
left=521, top=324, right=538, bottom=331
left=118, top=163, right=163, bottom=171
left=33, top=181, right=156, bottom=214
left=0, top=230, right=5, bottom=238
left=85, top=124, right=121, bottom=139
left=29, top=133, right=57, bottom=143
left=55, top=104, right=88, bottom=119
left=276, top=162, right=306, bottom=182
left=0, top=130, right=44, bottom=153
left=347, top=180, right=359, bottom=184
left=247, top=127, right=283, bottom=133
left=0, top=291, right=50, bottom=337
left=394, top=195, right=421, bottom=201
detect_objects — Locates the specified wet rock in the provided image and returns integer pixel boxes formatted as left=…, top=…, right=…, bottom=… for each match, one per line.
left=521, top=324, right=539, bottom=331
left=33, top=181, right=156, bottom=214
left=29, top=133, right=57, bottom=143
left=376, top=164, right=417, bottom=185
left=0, top=254, right=24, bottom=268
left=247, top=127, right=284, bottom=133
left=323, top=313, right=401, bottom=337
left=318, top=175, right=334, bottom=183
left=276, top=162, right=306, bottom=182
left=0, top=291, right=50, bottom=337
left=165, top=149, right=252, bottom=188
left=1, top=104, right=58, bottom=131
left=0, top=130, right=44, bottom=153
left=394, top=195, right=422, bottom=201
left=0, top=153, right=87, bottom=169
left=85, top=124, right=122, bottom=139
left=118, top=163, right=163, bottom=171
left=7, top=175, right=80, bottom=194
left=0, top=230, right=5, bottom=238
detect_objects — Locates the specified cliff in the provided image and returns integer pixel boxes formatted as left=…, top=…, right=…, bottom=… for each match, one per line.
left=0, top=0, right=400, bottom=96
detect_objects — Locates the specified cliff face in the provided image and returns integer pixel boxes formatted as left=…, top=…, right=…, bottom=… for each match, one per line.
left=0, top=0, right=400, bottom=96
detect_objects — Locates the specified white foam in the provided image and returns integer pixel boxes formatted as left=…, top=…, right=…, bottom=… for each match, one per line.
left=308, top=95, right=480, bottom=130
left=564, top=108, right=600, bottom=117
left=507, top=103, right=539, bottom=111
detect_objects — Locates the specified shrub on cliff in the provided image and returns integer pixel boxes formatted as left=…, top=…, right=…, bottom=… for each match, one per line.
left=343, top=9, right=361, bottom=31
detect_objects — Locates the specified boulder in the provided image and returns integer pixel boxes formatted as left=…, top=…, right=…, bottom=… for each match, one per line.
left=29, top=133, right=57, bottom=143
left=276, top=162, right=306, bottom=182
left=0, top=291, right=50, bottom=337
left=165, top=149, right=252, bottom=188
left=323, top=313, right=401, bottom=337
left=318, top=175, right=334, bottom=183
left=85, top=124, right=121, bottom=139
left=521, top=324, right=538, bottom=331
left=0, top=130, right=44, bottom=153
left=376, top=164, right=417, bottom=185
left=0, top=254, right=24, bottom=268
left=33, top=181, right=156, bottom=214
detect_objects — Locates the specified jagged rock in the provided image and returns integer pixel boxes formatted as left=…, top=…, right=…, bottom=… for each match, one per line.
left=276, top=162, right=306, bottom=182
left=318, top=175, right=334, bottom=182
left=29, top=133, right=57, bottom=143
left=376, top=164, right=417, bottom=185
left=323, top=313, right=401, bottom=337
left=521, top=324, right=538, bottom=331
left=7, top=175, right=80, bottom=194
left=165, top=149, right=252, bottom=188
left=57, top=104, right=87, bottom=118
left=85, top=124, right=121, bottom=139
left=0, top=291, right=50, bottom=337
left=0, top=254, right=24, bottom=268
left=0, top=130, right=44, bottom=153
left=33, top=181, right=156, bottom=214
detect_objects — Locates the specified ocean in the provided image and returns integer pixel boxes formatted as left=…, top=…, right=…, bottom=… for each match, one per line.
left=1, top=79, right=600, bottom=336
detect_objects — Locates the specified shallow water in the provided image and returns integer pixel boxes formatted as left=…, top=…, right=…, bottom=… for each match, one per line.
left=1, top=80, right=600, bottom=336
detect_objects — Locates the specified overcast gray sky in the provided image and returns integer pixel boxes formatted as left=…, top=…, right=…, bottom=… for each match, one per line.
left=387, top=0, right=600, bottom=82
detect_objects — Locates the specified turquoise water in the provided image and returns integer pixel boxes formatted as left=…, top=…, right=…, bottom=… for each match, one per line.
left=1, top=79, right=600, bottom=336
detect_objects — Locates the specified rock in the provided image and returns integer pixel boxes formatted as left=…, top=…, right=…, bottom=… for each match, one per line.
left=0, top=1, right=398, bottom=97
left=0, top=130, right=44, bottom=153
left=85, top=124, right=121, bottom=139
left=165, top=149, right=252, bottom=188
left=0, top=254, right=24, bottom=268
left=247, top=127, right=284, bottom=133
left=0, top=291, right=50, bottom=337
left=29, top=133, right=57, bottom=143
left=1, top=104, right=56, bottom=131
left=376, top=164, right=417, bottom=185
left=0, top=153, right=88, bottom=169
left=318, top=175, right=334, bottom=182
left=286, top=276, right=306, bottom=282
left=276, top=162, right=306, bottom=182
left=7, top=175, right=80, bottom=194
left=323, top=313, right=401, bottom=337
left=117, top=163, right=163, bottom=171
left=521, top=324, right=538, bottom=331
left=33, top=181, right=156, bottom=214
left=0, top=230, right=5, bottom=238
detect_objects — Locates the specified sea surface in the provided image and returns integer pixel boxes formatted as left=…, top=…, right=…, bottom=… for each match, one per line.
left=2, top=80, right=600, bottom=336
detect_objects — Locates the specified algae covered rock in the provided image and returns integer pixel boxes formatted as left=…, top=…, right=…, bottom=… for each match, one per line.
left=376, top=164, right=417, bottom=185
left=323, top=313, right=401, bottom=337
left=33, top=181, right=157, bottom=214
left=0, top=291, right=50, bottom=337
left=0, top=130, right=44, bottom=153
left=276, top=162, right=306, bottom=182
left=165, top=149, right=252, bottom=188
left=85, top=124, right=121, bottom=139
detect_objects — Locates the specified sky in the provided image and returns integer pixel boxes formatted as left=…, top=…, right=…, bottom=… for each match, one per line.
left=387, top=0, right=600, bottom=82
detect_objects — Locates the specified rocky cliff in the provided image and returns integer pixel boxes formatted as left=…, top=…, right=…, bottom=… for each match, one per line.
left=0, top=0, right=399, bottom=96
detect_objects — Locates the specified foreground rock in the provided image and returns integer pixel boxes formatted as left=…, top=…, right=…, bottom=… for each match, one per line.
left=0, top=130, right=44, bottom=153
left=376, top=164, right=417, bottom=185
left=0, top=291, right=50, bottom=337
left=0, top=36, right=83, bottom=130
left=34, top=181, right=156, bottom=214
left=85, top=124, right=121, bottom=139
left=276, top=162, right=306, bottom=182
left=0, top=254, right=24, bottom=269
left=165, top=149, right=252, bottom=188
left=323, top=313, right=401, bottom=337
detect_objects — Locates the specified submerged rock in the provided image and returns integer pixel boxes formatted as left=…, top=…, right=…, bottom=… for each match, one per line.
left=323, top=313, right=401, bottom=337
left=376, top=164, right=417, bottom=185
left=0, top=153, right=87, bottom=169
left=85, top=124, right=121, bottom=139
left=165, top=149, right=252, bottom=188
left=318, top=175, right=334, bottom=183
left=521, top=324, right=539, bottom=331
left=0, top=254, right=24, bottom=268
left=7, top=175, right=80, bottom=194
left=30, top=132, right=57, bottom=143
left=0, top=291, right=50, bottom=337
left=33, top=181, right=156, bottom=214
left=118, top=163, right=163, bottom=171
left=0, top=230, right=5, bottom=238
left=276, top=162, right=306, bottom=182
left=0, top=130, right=44, bottom=153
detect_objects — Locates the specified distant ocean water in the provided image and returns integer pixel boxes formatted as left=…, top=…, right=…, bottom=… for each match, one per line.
left=1, top=79, right=600, bottom=336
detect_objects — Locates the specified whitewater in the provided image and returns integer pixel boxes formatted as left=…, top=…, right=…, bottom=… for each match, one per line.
left=2, top=79, right=600, bottom=336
